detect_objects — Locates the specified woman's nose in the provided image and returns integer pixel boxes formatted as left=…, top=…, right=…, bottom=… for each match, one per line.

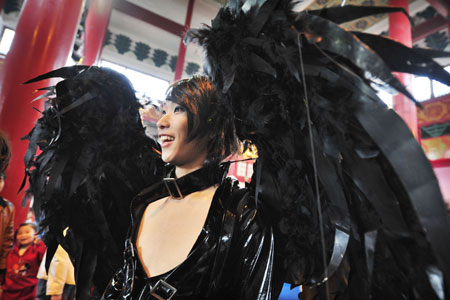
left=157, top=113, right=170, bottom=130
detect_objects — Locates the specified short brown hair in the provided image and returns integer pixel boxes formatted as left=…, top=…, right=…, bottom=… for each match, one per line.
left=165, top=75, right=239, bottom=164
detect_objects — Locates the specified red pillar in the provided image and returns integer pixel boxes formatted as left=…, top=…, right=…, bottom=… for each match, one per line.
left=174, top=0, right=195, bottom=81
left=0, top=0, right=84, bottom=228
left=389, top=0, right=418, bottom=138
left=84, top=0, right=113, bottom=65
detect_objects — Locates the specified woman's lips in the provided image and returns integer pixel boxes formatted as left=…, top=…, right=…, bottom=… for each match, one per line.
left=161, top=140, right=173, bottom=148
left=159, top=135, right=174, bottom=148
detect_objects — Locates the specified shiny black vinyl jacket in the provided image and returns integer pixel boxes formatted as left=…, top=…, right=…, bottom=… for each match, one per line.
left=102, top=166, right=286, bottom=300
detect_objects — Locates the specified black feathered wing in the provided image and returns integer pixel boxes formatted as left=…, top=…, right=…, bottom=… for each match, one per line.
left=188, top=1, right=450, bottom=299
left=23, top=66, right=165, bottom=299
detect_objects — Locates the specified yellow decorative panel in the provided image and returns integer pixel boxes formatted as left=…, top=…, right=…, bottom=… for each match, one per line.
left=421, top=136, right=450, bottom=160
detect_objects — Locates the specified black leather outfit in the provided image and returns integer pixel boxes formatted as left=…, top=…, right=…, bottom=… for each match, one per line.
left=102, top=166, right=285, bottom=300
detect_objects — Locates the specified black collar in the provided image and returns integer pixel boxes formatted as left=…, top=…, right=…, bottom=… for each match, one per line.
left=131, top=163, right=229, bottom=225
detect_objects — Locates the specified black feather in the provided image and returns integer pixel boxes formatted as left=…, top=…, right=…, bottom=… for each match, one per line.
left=188, top=0, right=450, bottom=298
left=23, top=66, right=164, bottom=299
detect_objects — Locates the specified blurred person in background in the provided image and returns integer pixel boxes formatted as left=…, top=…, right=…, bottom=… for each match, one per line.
left=2, top=222, right=45, bottom=300
left=0, top=171, right=14, bottom=292
left=37, top=228, right=75, bottom=300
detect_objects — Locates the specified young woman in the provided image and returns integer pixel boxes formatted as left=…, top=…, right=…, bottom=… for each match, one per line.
left=24, top=1, right=450, bottom=299
left=102, top=76, right=285, bottom=299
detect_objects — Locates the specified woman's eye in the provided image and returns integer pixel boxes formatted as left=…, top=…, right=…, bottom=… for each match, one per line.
left=161, top=110, right=167, bottom=115
left=174, top=106, right=185, bottom=113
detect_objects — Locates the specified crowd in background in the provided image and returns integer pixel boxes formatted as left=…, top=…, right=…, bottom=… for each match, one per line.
left=0, top=133, right=76, bottom=300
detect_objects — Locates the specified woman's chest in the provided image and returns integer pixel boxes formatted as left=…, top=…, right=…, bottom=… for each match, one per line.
left=136, top=186, right=218, bottom=278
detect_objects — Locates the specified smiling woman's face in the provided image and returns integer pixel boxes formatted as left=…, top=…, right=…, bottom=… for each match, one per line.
left=157, top=101, right=208, bottom=170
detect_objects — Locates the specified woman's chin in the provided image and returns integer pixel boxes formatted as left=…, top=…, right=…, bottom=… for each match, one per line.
left=161, top=155, right=174, bottom=165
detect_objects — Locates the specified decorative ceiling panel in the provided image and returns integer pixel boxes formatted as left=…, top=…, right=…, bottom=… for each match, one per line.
left=210, top=0, right=419, bottom=32
left=306, top=0, right=402, bottom=31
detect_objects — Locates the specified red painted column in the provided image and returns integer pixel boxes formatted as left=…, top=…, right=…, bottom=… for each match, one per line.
left=174, top=0, right=195, bottom=81
left=0, top=0, right=83, bottom=228
left=84, top=0, right=113, bottom=65
left=0, top=0, right=6, bottom=12
left=389, top=0, right=417, bottom=138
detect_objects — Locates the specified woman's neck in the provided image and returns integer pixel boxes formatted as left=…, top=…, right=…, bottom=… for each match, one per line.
left=174, top=152, right=208, bottom=178
left=175, top=164, right=203, bottom=178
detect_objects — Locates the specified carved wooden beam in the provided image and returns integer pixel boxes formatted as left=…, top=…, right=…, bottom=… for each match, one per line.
left=112, top=0, right=185, bottom=37
left=425, top=0, right=450, bottom=18
left=412, top=14, right=450, bottom=42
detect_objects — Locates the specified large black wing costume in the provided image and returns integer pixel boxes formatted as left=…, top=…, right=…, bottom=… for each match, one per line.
left=23, top=67, right=164, bottom=299
left=23, top=1, right=450, bottom=299
left=186, top=0, right=450, bottom=299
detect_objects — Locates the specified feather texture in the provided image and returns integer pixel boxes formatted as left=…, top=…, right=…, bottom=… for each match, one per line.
left=187, top=1, right=450, bottom=298
left=22, top=1, right=450, bottom=299
left=23, top=66, right=164, bottom=299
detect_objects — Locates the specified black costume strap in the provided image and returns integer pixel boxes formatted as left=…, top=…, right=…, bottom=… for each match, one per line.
left=119, top=164, right=228, bottom=300
left=130, top=163, right=229, bottom=226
